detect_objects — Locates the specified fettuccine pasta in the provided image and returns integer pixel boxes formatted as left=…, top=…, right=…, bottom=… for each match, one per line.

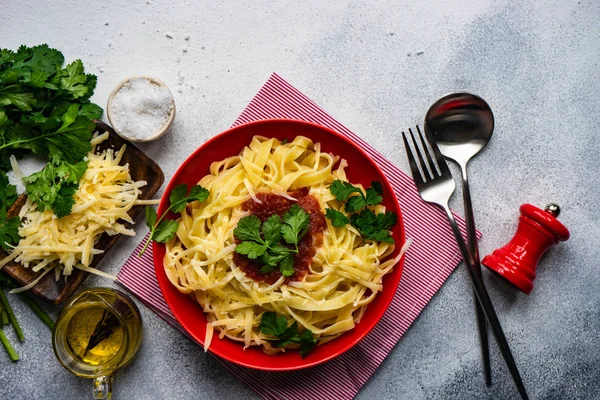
left=163, top=135, right=407, bottom=353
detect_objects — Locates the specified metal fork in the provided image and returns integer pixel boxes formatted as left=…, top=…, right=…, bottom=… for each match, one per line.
left=402, top=125, right=529, bottom=400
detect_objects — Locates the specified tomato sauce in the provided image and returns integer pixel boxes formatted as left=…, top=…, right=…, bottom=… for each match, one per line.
left=233, top=188, right=326, bottom=284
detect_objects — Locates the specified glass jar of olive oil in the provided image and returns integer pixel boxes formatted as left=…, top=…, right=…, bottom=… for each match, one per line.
left=52, top=288, right=142, bottom=399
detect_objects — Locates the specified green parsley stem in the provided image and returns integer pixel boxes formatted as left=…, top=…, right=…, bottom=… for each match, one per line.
left=0, top=302, right=8, bottom=326
left=0, top=84, right=18, bottom=92
left=0, top=290, right=23, bottom=341
left=137, top=232, right=154, bottom=257
left=138, top=203, right=179, bottom=257
left=0, top=132, right=57, bottom=151
left=18, top=293, right=54, bottom=330
left=0, top=125, right=89, bottom=152
left=0, top=327, right=18, bottom=362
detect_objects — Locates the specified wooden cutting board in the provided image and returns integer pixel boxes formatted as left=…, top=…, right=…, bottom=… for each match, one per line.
left=0, top=121, right=164, bottom=304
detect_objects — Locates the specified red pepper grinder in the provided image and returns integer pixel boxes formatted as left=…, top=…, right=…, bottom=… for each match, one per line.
left=481, top=203, right=570, bottom=294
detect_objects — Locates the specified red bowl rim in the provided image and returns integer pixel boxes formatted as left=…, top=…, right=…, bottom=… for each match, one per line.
left=153, top=118, right=406, bottom=371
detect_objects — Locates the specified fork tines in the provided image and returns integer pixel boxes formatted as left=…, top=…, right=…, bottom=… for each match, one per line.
left=402, top=125, right=451, bottom=184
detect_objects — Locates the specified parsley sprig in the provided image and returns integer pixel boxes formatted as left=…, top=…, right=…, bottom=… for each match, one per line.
left=138, top=184, right=209, bottom=257
left=259, top=312, right=316, bottom=357
left=234, top=204, right=310, bottom=276
left=325, top=180, right=397, bottom=243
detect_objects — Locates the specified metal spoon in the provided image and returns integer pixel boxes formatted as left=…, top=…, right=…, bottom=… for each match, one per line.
left=425, top=93, right=494, bottom=386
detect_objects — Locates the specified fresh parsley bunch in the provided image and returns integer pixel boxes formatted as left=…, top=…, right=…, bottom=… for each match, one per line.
left=233, top=204, right=310, bottom=276
left=259, top=311, right=316, bottom=357
left=0, top=44, right=102, bottom=217
left=138, top=184, right=210, bottom=257
left=325, top=180, right=397, bottom=243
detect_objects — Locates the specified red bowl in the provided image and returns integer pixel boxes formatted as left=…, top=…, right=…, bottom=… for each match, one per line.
left=154, top=119, right=406, bottom=370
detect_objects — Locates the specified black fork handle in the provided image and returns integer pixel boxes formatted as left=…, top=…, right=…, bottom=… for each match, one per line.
left=441, top=205, right=529, bottom=400
left=459, top=164, right=492, bottom=386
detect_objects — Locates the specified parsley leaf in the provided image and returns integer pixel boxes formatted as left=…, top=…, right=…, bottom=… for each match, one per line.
left=233, top=215, right=264, bottom=244
left=329, top=180, right=362, bottom=201
left=281, top=204, right=310, bottom=246
left=54, top=159, right=88, bottom=184
left=168, top=184, right=210, bottom=214
left=79, top=103, right=103, bottom=120
left=274, top=321, right=299, bottom=347
left=350, top=209, right=397, bottom=244
left=60, top=60, right=88, bottom=97
left=371, top=181, right=383, bottom=195
left=298, top=329, right=317, bottom=358
left=0, top=172, right=17, bottom=215
left=152, top=220, right=179, bottom=243
left=52, top=184, right=78, bottom=218
left=235, top=241, right=268, bottom=259
left=168, top=184, right=189, bottom=213
left=0, top=90, right=36, bottom=111
left=187, top=185, right=210, bottom=203
left=260, top=245, right=290, bottom=267
left=259, top=312, right=288, bottom=337
left=279, top=253, right=295, bottom=277
left=139, top=185, right=210, bottom=256
left=365, top=187, right=383, bottom=206
left=0, top=217, right=20, bottom=251
left=259, top=264, right=278, bottom=274
left=259, top=312, right=317, bottom=358
left=262, top=215, right=283, bottom=245
left=145, top=207, right=157, bottom=230
left=325, top=208, right=349, bottom=227
left=375, top=211, right=398, bottom=231
left=345, top=194, right=366, bottom=213
left=363, top=229, right=394, bottom=243
left=13, top=44, right=64, bottom=74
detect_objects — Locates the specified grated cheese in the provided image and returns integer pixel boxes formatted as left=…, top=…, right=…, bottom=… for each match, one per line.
left=2, top=137, right=148, bottom=283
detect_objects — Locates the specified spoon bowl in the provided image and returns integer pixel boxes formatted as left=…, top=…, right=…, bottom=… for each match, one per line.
left=425, top=93, right=494, bottom=165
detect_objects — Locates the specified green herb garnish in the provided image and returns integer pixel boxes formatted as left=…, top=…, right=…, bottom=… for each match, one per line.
left=326, top=180, right=397, bottom=243
left=0, top=172, right=20, bottom=251
left=138, top=184, right=210, bottom=257
left=233, top=204, right=310, bottom=277
left=259, top=311, right=316, bottom=357
left=22, top=158, right=88, bottom=218
left=0, top=44, right=102, bottom=217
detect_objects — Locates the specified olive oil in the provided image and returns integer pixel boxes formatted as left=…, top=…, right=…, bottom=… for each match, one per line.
left=53, top=288, right=142, bottom=400
left=66, top=306, right=124, bottom=366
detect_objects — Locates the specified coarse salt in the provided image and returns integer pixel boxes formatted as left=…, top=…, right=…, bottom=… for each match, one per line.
left=109, top=78, right=173, bottom=141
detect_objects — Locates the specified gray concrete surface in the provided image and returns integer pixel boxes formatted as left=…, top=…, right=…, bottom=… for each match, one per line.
left=1, top=1, right=599, bottom=399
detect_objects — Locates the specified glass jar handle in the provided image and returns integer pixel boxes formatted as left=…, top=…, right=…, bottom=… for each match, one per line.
left=93, top=375, right=113, bottom=399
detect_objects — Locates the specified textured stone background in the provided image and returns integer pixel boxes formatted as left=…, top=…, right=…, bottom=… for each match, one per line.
left=1, top=0, right=599, bottom=399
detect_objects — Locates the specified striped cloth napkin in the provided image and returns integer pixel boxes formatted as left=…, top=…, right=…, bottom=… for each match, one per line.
left=117, top=73, right=479, bottom=400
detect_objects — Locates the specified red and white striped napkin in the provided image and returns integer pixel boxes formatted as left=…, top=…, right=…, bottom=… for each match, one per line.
left=117, top=73, right=479, bottom=400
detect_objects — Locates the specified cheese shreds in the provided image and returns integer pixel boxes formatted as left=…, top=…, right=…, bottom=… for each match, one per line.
left=9, top=155, right=24, bottom=180
left=204, top=323, right=214, bottom=352
left=3, top=140, right=146, bottom=284
left=9, top=267, right=53, bottom=294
